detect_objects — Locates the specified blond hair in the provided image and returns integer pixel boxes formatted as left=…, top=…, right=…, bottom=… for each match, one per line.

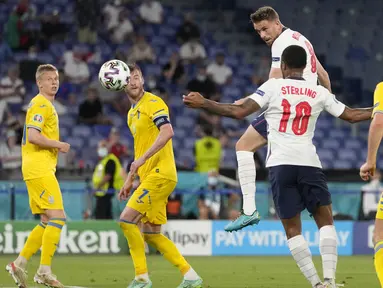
left=35, top=64, right=58, bottom=80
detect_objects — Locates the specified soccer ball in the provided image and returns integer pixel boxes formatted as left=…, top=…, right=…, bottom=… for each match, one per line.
left=98, top=59, right=130, bottom=91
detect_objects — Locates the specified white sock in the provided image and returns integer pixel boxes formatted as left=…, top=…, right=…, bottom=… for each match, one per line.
left=37, top=265, right=51, bottom=274
left=184, top=267, right=199, bottom=281
left=287, top=235, right=321, bottom=287
left=14, top=256, right=27, bottom=269
left=236, top=151, right=256, bottom=215
left=135, top=273, right=150, bottom=282
left=319, top=225, right=338, bottom=280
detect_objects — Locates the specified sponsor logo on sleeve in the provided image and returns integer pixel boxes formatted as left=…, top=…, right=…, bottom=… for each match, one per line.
left=255, top=89, right=265, bottom=97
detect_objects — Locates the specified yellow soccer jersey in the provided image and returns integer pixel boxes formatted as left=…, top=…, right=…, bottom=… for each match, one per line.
left=128, top=92, right=177, bottom=182
left=373, top=82, right=383, bottom=118
left=22, top=94, right=59, bottom=180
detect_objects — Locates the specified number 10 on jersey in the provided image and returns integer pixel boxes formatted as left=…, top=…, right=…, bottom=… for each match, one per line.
left=278, top=100, right=312, bottom=135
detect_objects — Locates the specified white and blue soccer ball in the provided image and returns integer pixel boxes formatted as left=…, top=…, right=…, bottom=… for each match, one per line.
left=98, top=59, right=130, bottom=91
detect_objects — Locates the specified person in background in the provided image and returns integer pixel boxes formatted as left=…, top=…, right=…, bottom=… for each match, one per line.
left=176, top=13, right=200, bottom=44
left=198, top=171, right=222, bottom=220
left=206, top=52, right=233, bottom=86
left=92, top=140, right=124, bottom=219
left=194, top=125, right=221, bottom=173
left=107, top=127, right=129, bottom=160
left=0, top=130, right=22, bottom=169
left=78, top=87, right=112, bottom=125
left=138, top=0, right=163, bottom=24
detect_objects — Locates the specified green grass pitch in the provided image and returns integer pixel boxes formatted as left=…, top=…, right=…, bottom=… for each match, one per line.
left=0, top=255, right=380, bottom=288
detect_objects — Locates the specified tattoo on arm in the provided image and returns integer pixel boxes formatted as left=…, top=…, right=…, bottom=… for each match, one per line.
left=201, top=98, right=260, bottom=119
left=340, top=106, right=373, bottom=123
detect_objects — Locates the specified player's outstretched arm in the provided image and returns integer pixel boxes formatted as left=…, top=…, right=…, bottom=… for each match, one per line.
left=28, top=128, right=70, bottom=152
left=338, top=106, right=373, bottom=123
left=183, top=92, right=261, bottom=119
left=316, top=59, right=332, bottom=92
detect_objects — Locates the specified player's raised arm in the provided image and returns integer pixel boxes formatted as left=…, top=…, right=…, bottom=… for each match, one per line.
left=183, top=92, right=261, bottom=119
left=316, top=59, right=331, bottom=92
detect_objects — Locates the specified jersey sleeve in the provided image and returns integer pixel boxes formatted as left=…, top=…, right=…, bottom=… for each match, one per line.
left=148, top=98, right=171, bottom=129
left=323, top=90, right=346, bottom=117
left=373, top=82, right=383, bottom=118
left=248, top=79, right=274, bottom=108
left=271, top=40, right=284, bottom=68
left=25, top=102, right=51, bottom=131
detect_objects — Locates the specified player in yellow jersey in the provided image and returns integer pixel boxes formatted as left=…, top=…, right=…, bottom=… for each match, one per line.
left=360, top=82, right=383, bottom=287
left=6, top=64, right=70, bottom=288
left=117, top=63, right=203, bottom=288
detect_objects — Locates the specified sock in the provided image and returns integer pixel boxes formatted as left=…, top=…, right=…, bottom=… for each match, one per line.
left=287, top=235, right=321, bottom=287
left=18, top=222, right=47, bottom=266
left=319, top=225, right=338, bottom=281
left=135, top=273, right=149, bottom=282
left=144, top=232, right=194, bottom=277
left=119, top=220, right=148, bottom=276
left=40, top=218, right=66, bottom=269
left=236, top=151, right=256, bottom=215
left=374, top=241, right=383, bottom=286
left=183, top=267, right=199, bottom=281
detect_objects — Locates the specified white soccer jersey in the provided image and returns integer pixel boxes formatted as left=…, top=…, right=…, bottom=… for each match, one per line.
left=271, top=28, right=318, bottom=84
left=249, top=78, right=345, bottom=168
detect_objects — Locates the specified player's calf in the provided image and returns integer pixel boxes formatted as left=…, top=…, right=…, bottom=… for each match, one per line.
left=142, top=222, right=203, bottom=286
left=313, top=205, right=338, bottom=284
left=232, top=124, right=266, bottom=223
left=283, top=215, right=322, bottom=288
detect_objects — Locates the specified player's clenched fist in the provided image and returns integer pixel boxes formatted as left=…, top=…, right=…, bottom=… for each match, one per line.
left=183, top=92, right=205, bottom=108
left=58, top=142, right=70, bottom=153
left=360, top=162, right=376, bottom=181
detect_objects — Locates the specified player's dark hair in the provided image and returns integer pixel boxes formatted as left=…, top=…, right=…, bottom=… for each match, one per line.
left=281, top=45, right=307, bottom=69
left=250, top=6, right=279, bottom=23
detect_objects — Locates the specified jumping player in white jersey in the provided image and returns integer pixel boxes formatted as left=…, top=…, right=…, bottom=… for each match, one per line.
left=225, top=6, right=332, bottom=233
left=183, top=45, right=373, bottom=288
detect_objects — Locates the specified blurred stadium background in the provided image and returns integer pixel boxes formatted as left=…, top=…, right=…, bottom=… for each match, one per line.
left=0, top=0, right=382, bottom=287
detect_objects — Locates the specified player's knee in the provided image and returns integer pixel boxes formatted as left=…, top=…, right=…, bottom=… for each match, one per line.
left=285, top=226, right=301, bottom=239
left=46, top=209, right=66, bottom=221
left=236, top=137, right=253, bottom=152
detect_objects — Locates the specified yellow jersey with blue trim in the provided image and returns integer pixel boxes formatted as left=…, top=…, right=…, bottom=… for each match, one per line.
left=127, top=92, right=177, bottom=182
left=22, top=94, right=59, bottom=180
left=373, top=82, right=383, bottom=118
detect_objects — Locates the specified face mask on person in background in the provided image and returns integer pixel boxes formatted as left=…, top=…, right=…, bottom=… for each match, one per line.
left=208, top=177, right=218, bottom=187
left=196, top=74, right=206, bottom=81
left=147, top=79, right=156, bottom=89
left=97, top=147, right=108, bottom=158
left=28, top=52, right=37, bottom=59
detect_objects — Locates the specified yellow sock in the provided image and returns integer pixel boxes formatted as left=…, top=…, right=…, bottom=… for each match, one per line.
left=40, top=218, right=66, bottom=266
left=20, top=222, right=47, bottom=260
left=144, top=232, right=190, bottom=275
left=375, top=241, right=383, bottom=287
left=119, top=220, right=148, bottom=275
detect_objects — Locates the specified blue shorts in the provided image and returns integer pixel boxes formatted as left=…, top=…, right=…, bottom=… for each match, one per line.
left=251, top=114, right=268, bottom=139
left=269, top=165, right=331, bottom=219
